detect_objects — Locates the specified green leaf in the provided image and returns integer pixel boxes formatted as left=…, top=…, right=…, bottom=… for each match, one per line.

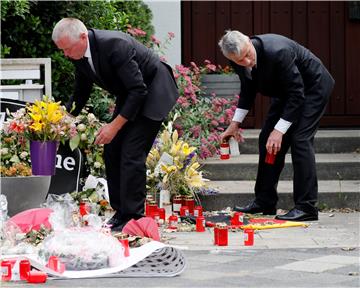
left=69, top=134, right=80, bottom=151
left=10, top=155, right=20, bottom=163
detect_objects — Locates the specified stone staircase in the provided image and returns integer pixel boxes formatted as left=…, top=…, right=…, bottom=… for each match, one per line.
left=199, top=129, right=360, bottom=211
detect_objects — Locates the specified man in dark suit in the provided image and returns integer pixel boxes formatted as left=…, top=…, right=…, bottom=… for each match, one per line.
left=219, top=30, right=334, bottom=221
left=52, top=18, right=179, bottom=230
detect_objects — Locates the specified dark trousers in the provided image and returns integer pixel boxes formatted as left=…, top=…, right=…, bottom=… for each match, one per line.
left=254, top=81, right=333, bottom=214
left=104, top=115, right=162, bottom=221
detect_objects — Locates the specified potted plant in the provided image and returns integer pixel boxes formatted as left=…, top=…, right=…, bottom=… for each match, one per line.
left=198, top=60, right=240, bottom=99
left=4, top=96, right=75, bottom=176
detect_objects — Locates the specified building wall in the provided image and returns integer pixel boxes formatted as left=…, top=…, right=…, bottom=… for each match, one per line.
left=144, top=0, right=182, bottom=67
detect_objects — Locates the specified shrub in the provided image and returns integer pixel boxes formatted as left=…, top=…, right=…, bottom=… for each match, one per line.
left=1, top=0, right=154, bottom=104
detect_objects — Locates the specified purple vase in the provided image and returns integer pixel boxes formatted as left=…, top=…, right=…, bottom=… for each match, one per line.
left=30, top=140, right=58, bottom=176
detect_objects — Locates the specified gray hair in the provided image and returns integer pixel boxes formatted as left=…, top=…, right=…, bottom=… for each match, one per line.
left=52, top=18, right=87, bottom=42
left=218, top=30, right=249, bottom=56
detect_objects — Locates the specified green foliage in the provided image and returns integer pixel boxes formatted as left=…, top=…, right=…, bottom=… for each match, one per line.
left=1, top=0, right=154, bottom=106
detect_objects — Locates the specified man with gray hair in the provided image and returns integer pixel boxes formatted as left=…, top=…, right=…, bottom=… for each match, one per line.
left=52, top=18, right=179, bottom=230
left=219, top=30, right=334, bottom=221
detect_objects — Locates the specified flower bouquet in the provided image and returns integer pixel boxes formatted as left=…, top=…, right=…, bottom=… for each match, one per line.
left=69, top=109, right=106, bottom=178
left=4, top=96, right=75, bottom=175
left=146, top=117, right=209, bottom=203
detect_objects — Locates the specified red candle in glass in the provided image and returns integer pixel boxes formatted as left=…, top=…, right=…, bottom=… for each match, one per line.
left=215, top=223, right=228, bottom=246
left=27, top=271, right=47, bottom=283
left=265, top=151, right=276, bottom=164
left=231, top=212, right=244, bottom=226
left=119, top=238, right=130, bottom=257
left=168, top=214, right=178, bottom=228
left=244, top=229, right=254, bottom=246
left=193, top=206, right=203, bottom=217
left=172, top=195, right=182, bottom=213
left=1, top=260, right=12, bottom=281
left=148, top=201, right=158, bottom=217
left=158, top=208, right=166, bottom=221
left=220, top=142, right=230, bottom=160
left=19, top=260, right=31, bottom=280
left=79, top=202, right=88, bottom=216
left=47, top=256, right=65, bottom=274
left=180, top=206, right=189, bottom=217
left=185, top=196, right=195, bottom=214
left=196, top=216, right=205, bottom=232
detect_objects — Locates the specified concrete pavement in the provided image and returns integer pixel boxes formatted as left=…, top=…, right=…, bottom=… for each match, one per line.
left=2, top=211, right=359, bottom=287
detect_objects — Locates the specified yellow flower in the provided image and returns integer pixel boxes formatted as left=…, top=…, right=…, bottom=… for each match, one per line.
left=28, top=112, right=43, bottom=122
left=160, top=164, right=177, bottom=174
left=182, top=143, right=196, bottom=156
left=30, top=121, right=44, bottom=131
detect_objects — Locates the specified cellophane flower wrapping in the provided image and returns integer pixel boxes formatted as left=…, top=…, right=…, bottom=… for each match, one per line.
left=39, top=228, right=125, bottom=270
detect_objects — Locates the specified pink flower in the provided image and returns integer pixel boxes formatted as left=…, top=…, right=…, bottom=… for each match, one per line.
left=151, top=35, right=161, bottom=45
left=160, top=56, right=167, bottom=62
left=168, top=32, right=175, bottom=39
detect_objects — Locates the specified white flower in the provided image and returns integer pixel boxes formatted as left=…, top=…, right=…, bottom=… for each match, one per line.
left=94, top=161, right=101, bottom=168
left=77, top=124, right=86, bottom=132
left=1, top=148, right=9, bottom=155
left=87, top=113, right=96, bottom=122
left=20, top=152, right=28, bottom=159
left=80, top=133, right=87, bottom=141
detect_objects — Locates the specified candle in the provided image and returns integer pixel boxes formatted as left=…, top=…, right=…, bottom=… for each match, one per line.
left=118, top=237, right=130, bottom=257
left=168, top=214, right=178, bottom=229
left=244, top=229, right=254, bottom=246
left=180, top=206, right=189, bottom=217
left=193, top=206, right=203, bottom=217
left=265, top=151, right=276, bottom=164
left=19, top=260, right=30, bottom=280
left=185, top=196, right=195, bottom=214
left=196, top=216, right=205, bottom=232
left=27, top=271, right=47, bottom=283
left=158, top=208, right=166, bottom=221
left=220, top=142, right=230, bottom=160
left=172, top=195, right=182, bottom=213
left=215, top=223, right=228, bottom=246
left=1, top=260, right=12, bottom=281
left=231, top=212, right=244, bottom=226
left=147, top=201, right=158, bottom=217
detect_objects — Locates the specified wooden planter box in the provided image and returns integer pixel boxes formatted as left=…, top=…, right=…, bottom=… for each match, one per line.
left=200, top=74, right=240, bottom=98
left=1, top=176, right=51, bottom=216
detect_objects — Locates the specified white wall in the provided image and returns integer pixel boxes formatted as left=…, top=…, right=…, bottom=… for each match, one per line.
left=144, top=0, right=181, bottom=67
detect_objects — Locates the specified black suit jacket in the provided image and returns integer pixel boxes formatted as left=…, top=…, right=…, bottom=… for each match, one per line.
left=67, top=29, right=179, bottom=121
left=231, top=34, right=335, bottom=123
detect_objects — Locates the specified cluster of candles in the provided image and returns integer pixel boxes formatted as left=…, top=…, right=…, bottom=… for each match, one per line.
left=0, top=255, right=65, bottom=283
left=212, top=212, right=254, bottom=246
left=145, top=194, right=204, bottom=231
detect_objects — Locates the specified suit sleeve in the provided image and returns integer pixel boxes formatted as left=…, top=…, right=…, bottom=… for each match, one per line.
left=66, top=65, right=93, bottom=116
left=110, top=40, right=148, bottom=121
left=276, top=49, right=305, bottom=123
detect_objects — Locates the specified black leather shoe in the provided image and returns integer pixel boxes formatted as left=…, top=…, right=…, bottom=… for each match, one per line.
left=234, top=201, right=276, bottom=215
left=107, top=212, right=122, bottom=227
left=275, top=208, right=318, bottom=221
left=111, top=221, right=127, bottom=232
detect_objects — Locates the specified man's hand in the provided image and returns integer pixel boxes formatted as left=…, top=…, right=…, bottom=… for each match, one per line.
left=94, top=114, right=128, bottom=145
left=266, top=129, right=283, bottom=154
left=94, top=123, right=119, bottom=145
left=220, top=121, right=244, bottom=143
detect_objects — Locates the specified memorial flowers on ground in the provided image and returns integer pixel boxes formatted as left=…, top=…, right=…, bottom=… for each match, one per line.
left=146, top=117, right=209, bottom=199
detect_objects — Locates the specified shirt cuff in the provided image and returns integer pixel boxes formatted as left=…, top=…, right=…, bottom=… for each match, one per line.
left=232, top=108, right=248, bottom=123
left=274, top=118, right=292, bottom=134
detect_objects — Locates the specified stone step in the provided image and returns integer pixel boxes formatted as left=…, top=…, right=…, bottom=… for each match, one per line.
left=198, top=180, right=360, bottom=210
left=201, top=153, right=360, bottom=181
left=237, top=129, right=359, bottom=154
